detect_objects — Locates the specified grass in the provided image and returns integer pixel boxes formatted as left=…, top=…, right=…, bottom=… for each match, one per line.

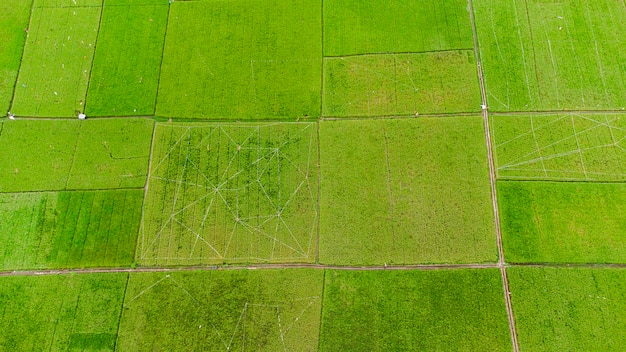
left=11, top=3, right=101, bottom=117
left=0, top=0, right=32, bottom=115
left=117, top=269, right=323, bottom=351
left=0, top=190, right=143, bottom=270
left=318, top=117, right=496, bottom=265
left=0, top=272, right=127, bottom=351
left=156, top=0, right=322, bottom=119
left=323, top=51, right=481, bottom=117
left=508, top=267, right=626, bottom=351
left=85, top=1, right=168, bottom=116
left=319, top=269, right=511, bottom=351
left=323, top=0, right=473, bottom=56
left=498, top=181, right=626, bottom=264
left=138, top=122, right=319, bottom=265
left=491, top=113, right=626, bottom=181
left=474, top=0, right=626, bottom=112
left=0, top=118, right=154, bottom=192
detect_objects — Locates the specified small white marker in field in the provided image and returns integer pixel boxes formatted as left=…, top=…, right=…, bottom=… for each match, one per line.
left=8, top=112, right=15, bottom=120
left=78, top=113, right=86, bottom=120
left=481, top=104, right=488, bottom=110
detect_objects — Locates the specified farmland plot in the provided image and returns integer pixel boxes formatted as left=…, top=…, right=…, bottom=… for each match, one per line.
left=139, top=122, right=319, bottom=265
left=323, top=51, right=481, bottom=117
left=86, top=1, right=168, bottom=116
left=498, top=181, right=626, bottom=264
left=323, top=0, right=473, bottom=56
left=319, top=117, right=496, bottom=265
left=156, top=0, right=322, bottom=119
left=0, top=118, right=154, bottom=192
left=0, top=0, right=32, bottom=115
left=117, top=269, right=323, bottom=351
left=11, top=1, right=101, bottom=117
left=319, top=269, right=511, bottom=351
left=0, top=190, right=142, bottom=270
left=491, top=114, right=626, bottom=181
left=0, top=273, right=127, bottom=351
left=508, top=267, right=626, bottom=351
left=474, top=0, right=626, bottom=111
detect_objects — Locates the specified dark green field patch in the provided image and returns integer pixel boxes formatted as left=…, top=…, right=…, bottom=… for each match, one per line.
left=474, top=0, right=626, bottom=111
left=499, top=181, right=626, bottom=263
left=86, top=1, right=168, bottom=116
left=492, top=114, right=626, bottom=181
left=0, top=273, right=127, bottom=351
left=0, top=0, right=32, bottom=114
left=12, top=4, right=101, bottom=117
left=0, top=190, right=142, bottom=269
left=139, top=122, right=319, bottom=265
left=117, top=269, right=323, bottom=351
left=320, top=269, right=511, bottom=351
left=156, top=0, right=322, bottom=119
left=323, top=0, right=473, bottom=56
left=319, top=117, right=496, bottom=265
left=508, top=267, right=626, bottom=351
left=0, top=119, right=154, bottom=192
left=323, top=51, right=481, bottom=117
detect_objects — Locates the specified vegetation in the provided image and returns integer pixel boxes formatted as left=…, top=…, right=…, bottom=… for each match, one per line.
left=156, top=0, right=322, bottom=119
left=508, top=267, right=626, bottom=351
left=319, top=117, right=496, bottom=265
left=86, top=1, right=168, bottom=116
left=320, top=269, right=511, bottom=351
left=117, top=269, right=323, bottom=351
left=499, top=181, right=626, bottom=263
left=0, top=118, right=154, bottom=192
left=0, top=190, right=143, bottom=269
left=491, top=113, right=626, bottom=181
left=0, top=273, right=127, bottom=351
left=474, top=0, right=626, bottom=111
left=139, top=122, right=319, bottom=265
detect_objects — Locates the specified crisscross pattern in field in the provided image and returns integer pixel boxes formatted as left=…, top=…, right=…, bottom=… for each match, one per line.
left=139, top=122, right=319, bottom=265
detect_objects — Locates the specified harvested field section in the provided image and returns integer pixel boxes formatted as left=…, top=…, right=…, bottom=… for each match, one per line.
left=0, top=273, right=127, bottom=351
left=86, top=2, right=168, bottom=116
left=11, top=4, right=101, bottom=117
left=474, top=0, right=626, bottom=111
left=139, top=122, right=319, bottom=265
left=323, top=0, right=473, bottom=56
left=117, top=269, right=323, bottom=351
left=323, top=51, right=481, bottom=117
left=319, top=269, right=511, bottom=351
left=0, top=190, right=142, bottom=270
left=156, top=0, right=322, bottom=119
left=491, top=114, right=626, bottom=181
left=508, top=267, right=626, bottom=352
left=499, top=181, right=626, bottom=264
left=0, top=119, right=154, bottom=192
left=319, top=117, right=496, bottom=265
left=0, top=0, right=32, bottom=114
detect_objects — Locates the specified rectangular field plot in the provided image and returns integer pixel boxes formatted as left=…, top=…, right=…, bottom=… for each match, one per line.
left=0, top=0, right=32, bottom=114
left=11, top=4, right=101, bottom=117
left=117, top=269, right=323, bottom=351
left=156, top=0, right=322, bottom=119
left=0, top=273, right=127, bottom=351
left=508, top=267, right=626, bottom=352
left=319, top=117, right=496, bottom=265
left=85, top=2, right=168, bottom=116
left=320, top=269, right=511, bottom=351
left=324, top=0, right=473, bottom=56
left=492, top=114, right=626, bottom=181
left=0, top=118, right=153, bottom=192
left=139, top=122, right=319, bottom=265
left=474, top=0, right=626, bottom=112
left=499, top=181, right=626, bottom=264
left=0, top=190, right=142, bottom=270
left=323, top=51, right=481, bottom=117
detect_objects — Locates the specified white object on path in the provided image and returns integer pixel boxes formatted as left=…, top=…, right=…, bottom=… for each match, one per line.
left=7, top=112, right=15, bottom=120
left=78, top=113, right=86, bottom=120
